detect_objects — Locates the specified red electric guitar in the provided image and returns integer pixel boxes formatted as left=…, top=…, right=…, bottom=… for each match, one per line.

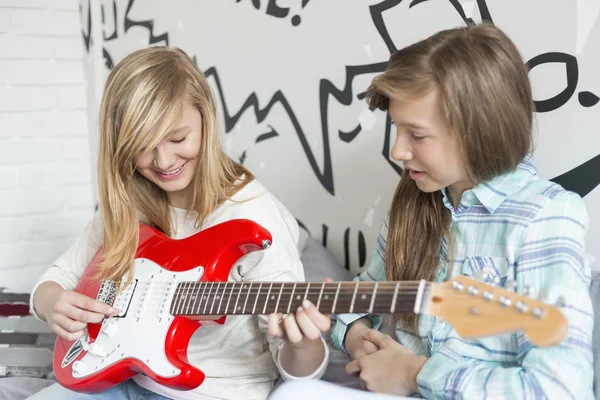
left=53, top=219, right=568, bottom=393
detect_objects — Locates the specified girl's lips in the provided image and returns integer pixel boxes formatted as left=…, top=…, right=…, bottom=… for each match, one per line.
left=409, top=169, right=426, bottom=180
left=156, top=162, right=186, bottom=179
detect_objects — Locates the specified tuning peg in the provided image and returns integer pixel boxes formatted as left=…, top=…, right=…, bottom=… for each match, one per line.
left=505, top=278, right=517, bottom=291
left=555, top=296, right=566, bottom=308
left=523, top=285, right=536, bottom=298
left=473, top=270, right=488, bottom=281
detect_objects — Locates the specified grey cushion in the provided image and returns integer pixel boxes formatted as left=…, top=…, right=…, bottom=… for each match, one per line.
left=301, top=237, right=354, bottom=282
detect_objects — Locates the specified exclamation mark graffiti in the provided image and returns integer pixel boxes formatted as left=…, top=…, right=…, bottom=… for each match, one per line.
left=291, top=0, right=311, bottom=26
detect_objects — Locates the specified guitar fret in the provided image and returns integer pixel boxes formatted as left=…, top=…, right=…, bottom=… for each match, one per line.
left=274, top=283, right=284, bottom=313
left=179, top=282, right=189, bottom=315
left=303, top=282, right=310, bottom=303
left=225, top=282, right=235, bottom=314
left=252, top=282, right=262, bottom=314
left=350, top=281, right=359, bottom=313
left=192, top=282, right=201, bottom=314
left=263, top=282, right=273, bottom=314
left=287, top=283, right=297, bottom=314
left=172, top=283, right=182, bottom=315
left=331, top=282, right=341, bottom=313
left=184, top=281, right=195, bottom=315
left=216, top=282, right=228, bottom=314
left=174, top=282, right=183, bottom=315
left=317, top=282, right=325, bottom=310
left=233, top=282, right=244, bottom=314
left=209, top=282, right=220, bottom=314
left=203, top=282, right=214, bottom=314
left=242, top=282, right=253, bottom=313
left=368, top=282, right=378, bottom=314
left=197, top=282, right=208, bottom=315
left=391, top=282, right=399, bottom=313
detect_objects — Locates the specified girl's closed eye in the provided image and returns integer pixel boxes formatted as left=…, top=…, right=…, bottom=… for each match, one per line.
left=410, top=131, right=425, bottom=140
left=171, top=136, right=186, bottom=143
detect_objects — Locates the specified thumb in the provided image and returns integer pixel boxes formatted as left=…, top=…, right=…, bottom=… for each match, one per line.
left=362, top=329, right=395, bottom=349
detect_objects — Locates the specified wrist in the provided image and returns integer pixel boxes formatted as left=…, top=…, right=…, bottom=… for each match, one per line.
left=345, top=319, right=372, bottom=357
left=34, top=282, right=62, bottom=322
left=285, top=335, right=324, bottom=352
left=408, top=355, right=428, bottom=394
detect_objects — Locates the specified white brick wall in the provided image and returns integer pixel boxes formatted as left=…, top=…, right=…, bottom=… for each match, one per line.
left=0, top=0, right=94, bottom=293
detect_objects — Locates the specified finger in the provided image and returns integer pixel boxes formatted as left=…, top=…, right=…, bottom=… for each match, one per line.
left=282, top=313, right=303, bottom=344
left=324, top=278, right=334, bottom=283
left=353, top=349, right=366, bottom=359
left=363, top=329, right=396, bottom=349
left=301, top=300, right=331, bottom=332
left=69, top=292, right=118, bottom=315
left=52, top=324, right=85, bottom=342
left=52, top=314, right=87, bottom=333
left=61, top=302, right=106, bottom=324
left=345, top=359, right=361, bottom=376
left=362, top=340, right=380, bottom=355
left=294, top=308, right=321, bottom=341
left=267, top=313, right=285, bottom=338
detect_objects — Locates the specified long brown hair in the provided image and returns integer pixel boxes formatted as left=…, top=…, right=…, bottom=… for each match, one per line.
left=366, top=23, right=533, bottom=331
left=97, top=46, right=253, bottom=284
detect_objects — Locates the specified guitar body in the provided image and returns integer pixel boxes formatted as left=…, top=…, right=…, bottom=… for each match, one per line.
left=53, top=219, right=272, bottom=393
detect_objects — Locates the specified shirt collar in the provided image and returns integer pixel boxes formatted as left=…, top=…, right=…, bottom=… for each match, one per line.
left=441, top=156, right=537, bottom=213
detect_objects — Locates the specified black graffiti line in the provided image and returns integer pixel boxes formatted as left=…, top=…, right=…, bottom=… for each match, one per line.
left=321, top=62, right=388, bottom=145
left=579, top=91, right=600, bottom=107
left=204, top=66, right=335, bottom=194
left=266, top=0, right=290, bottom=18
left=236, top=0, right=261, bottom=9
left=103, top=48, right=115, bottom=70
left=370, top=0, right=403, bottom=53
left=102, top=1, right=118, bottom=41
left=124, top=0, right=169, bottom=46
left=409, top=0, right=494, bottom=24
left=255, top=126, right=279, bottom=143
left=526, top=52, right=579, bottom=113
left=80, top=0, right=92, bottom=52
left=371, top=0, right=494, bottom=54
left=551, top=154, right=600, bottom=198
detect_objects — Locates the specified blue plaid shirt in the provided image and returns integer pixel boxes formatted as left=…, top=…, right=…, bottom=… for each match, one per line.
left=331, top=156, right=594, bottom=399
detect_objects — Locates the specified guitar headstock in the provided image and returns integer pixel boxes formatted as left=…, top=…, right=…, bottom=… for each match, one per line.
left=424, top=276, right=568, bottom=347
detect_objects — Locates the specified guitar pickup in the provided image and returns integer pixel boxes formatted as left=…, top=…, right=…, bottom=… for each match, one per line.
left=112, top=279, right=137, bottom=318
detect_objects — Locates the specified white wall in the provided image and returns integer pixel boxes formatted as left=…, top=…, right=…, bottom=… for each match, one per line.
left=82, top=0, right=600, bottom=276
left=0, top=0, right=93, bottom=292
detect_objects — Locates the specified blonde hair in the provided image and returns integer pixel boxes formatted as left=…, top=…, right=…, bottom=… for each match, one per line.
left=97, top=46, right=253, bottom=283
left=367, top=23, right=533, bottom=331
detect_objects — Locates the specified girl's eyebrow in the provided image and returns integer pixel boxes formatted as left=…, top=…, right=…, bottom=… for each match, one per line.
left=169, top=125, right=191, bottom=136
left=397, top=120, right=428, bottom=131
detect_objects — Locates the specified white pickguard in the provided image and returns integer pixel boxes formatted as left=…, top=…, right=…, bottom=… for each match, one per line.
left=65, top=258, right=204, bottom=379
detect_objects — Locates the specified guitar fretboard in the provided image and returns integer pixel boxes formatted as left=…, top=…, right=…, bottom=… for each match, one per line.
left=170, top=281, right=429, bottom=316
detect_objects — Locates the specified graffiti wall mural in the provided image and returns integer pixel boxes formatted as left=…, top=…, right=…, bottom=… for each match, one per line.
left=79, top=0, right=600, bottom=275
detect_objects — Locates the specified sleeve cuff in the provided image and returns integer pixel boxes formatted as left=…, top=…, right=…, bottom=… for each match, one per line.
left=331, top=313, right=383, bottom=354
left=276, top=335, right=330, bottom=381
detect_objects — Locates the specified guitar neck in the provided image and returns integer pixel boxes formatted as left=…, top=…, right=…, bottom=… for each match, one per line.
left=170, top=281, right=431, bottom=317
